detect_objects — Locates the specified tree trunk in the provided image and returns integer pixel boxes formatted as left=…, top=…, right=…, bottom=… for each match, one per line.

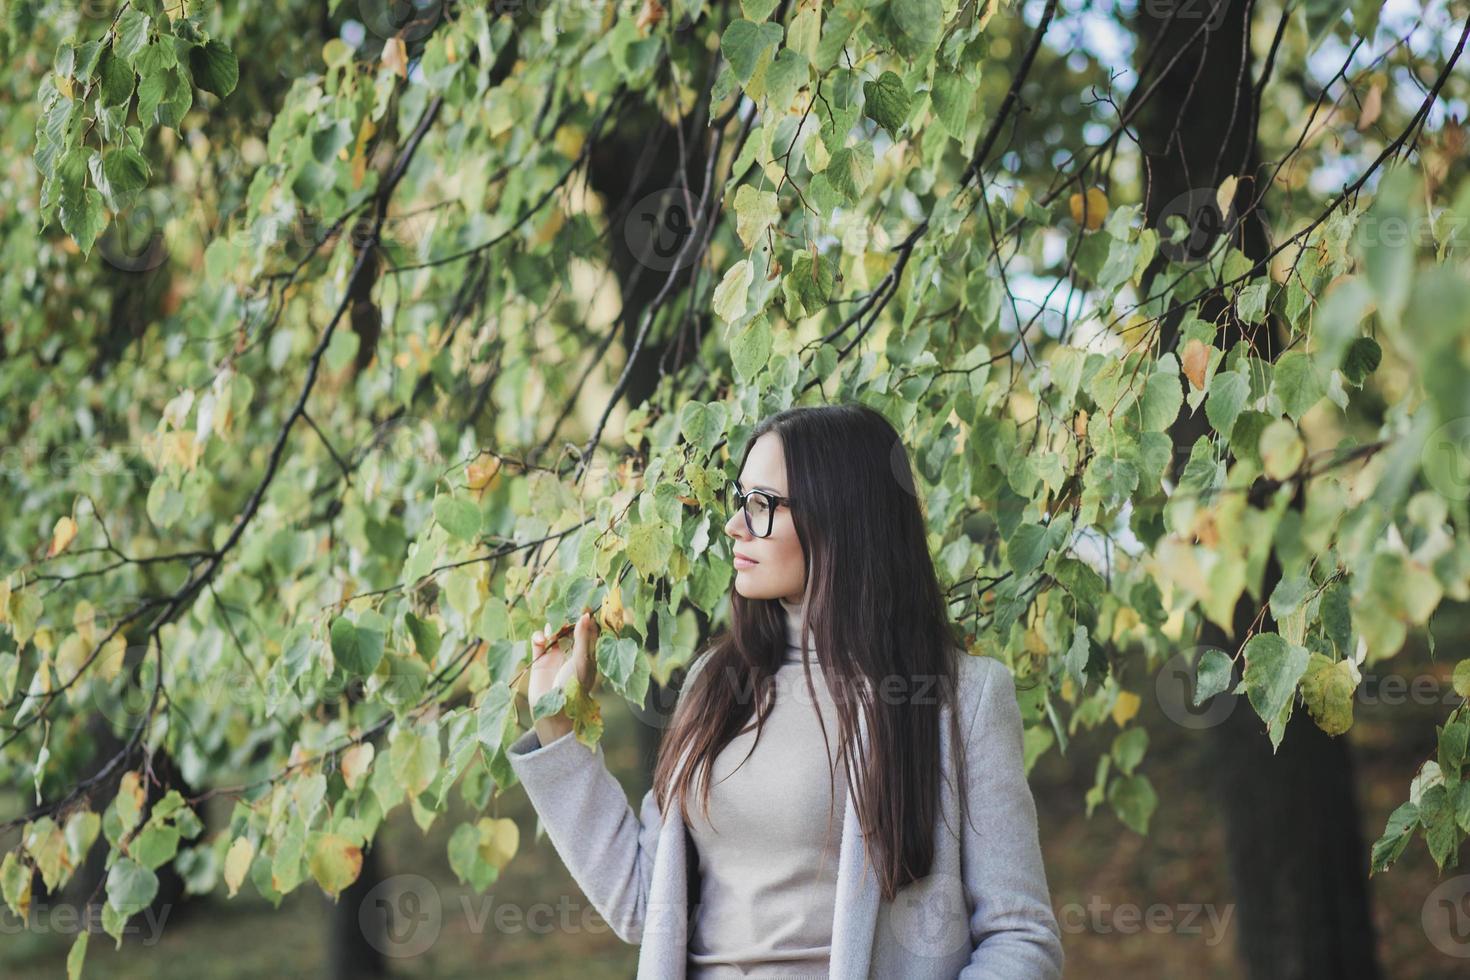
left=1134, top=2, right=1383, bottom=976
left=586, top=72, right=717, bottom=782
left=324, top=841, right=386, bottom=979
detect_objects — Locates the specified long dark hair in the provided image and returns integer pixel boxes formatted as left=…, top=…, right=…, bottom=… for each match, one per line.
left=652, top=402, right=974, bottom=902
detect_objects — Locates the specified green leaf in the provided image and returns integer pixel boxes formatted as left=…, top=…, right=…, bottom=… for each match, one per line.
left=67, top=931, right=88, bottom=980
left=1299, top=653, right=1356, bottom=736
left=1452, top=659, right=1470, bottom=699
left=389, top=726, right=440, bottom=797
left=105, top=857, right=158, bottom=917
left=1110, top=726, right=1148, bottom=776
left=102, top=147, right=150, bottom=195
left=1236, top=279, right=1269, bottom=325
left=733, top=184, right=780, bottom=250
left=731, top=315, right=772, bottom=382
left=625, top=521, right=674, bottom=579
left=60, top=186, right=107, bottom=257
left=330, top=616, right=383, bottom=677
left=113, top=9, right=151, bottom=65
left=1, top=850, right=31, bottom=918
left=135, top=66, right=168, bottom=127
left=1369, top=800, right=1417, bottom=875
left=1271, top=351, right=1325, bottom=423
left=739, top=0, right=779, bottom=20
left=763, top=48, right=809, bottom=109
left=447, top=821, right=496, bottom=891
left=1340, top=336, right=1381, bottom=386
left=862, top=70, right=911, bottom=139
left=679, top=401, right=727, bottom=452
left=434, top=495, right=482, bottom=542
left=827, top=143, right=874, bottom=204
left=1204, top=369, right=1249, bottom=441
left=98, top=51, right=135, bottom=106
left=721, top=19, right=784, bottom=85
left=885, top=0, right=943, bottom=59
left=129, top=823, right=180, bottom=870
left=930, top=68, right=971, bottom=140
left=1239, top=633, right=1310, bottom=752
left=189, top=39, right=239, bottom=98
left=405, top=612, right=441, bottom=663
left=1140, top=370, right=1183, bottom=432
left=1258, top=418, right=1305, bottom=481
left=713, top=259, right=753, bottom=323
left=781, top=250, right=834, bottom=319
left=1106, top=773, right=1157, bottom=835
left=476, top=682, right=515, bottom=756
left=1006, top=522, right=1051, bottom=578
left=1193, top=649, right=1235, bottom=705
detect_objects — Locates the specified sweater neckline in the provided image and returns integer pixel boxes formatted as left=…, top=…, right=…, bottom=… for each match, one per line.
left=778, top=595, right=816, bottom=664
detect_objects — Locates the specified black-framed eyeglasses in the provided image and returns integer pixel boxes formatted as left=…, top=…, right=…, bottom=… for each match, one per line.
left=728, top=480, right=794, bottom=538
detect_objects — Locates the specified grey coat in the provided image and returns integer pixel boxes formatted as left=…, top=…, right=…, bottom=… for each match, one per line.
left=506, top=651, right=1065, bottom=979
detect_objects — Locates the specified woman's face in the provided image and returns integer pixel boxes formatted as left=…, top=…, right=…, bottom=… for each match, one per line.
left=724, top=432, right=806, bottom=603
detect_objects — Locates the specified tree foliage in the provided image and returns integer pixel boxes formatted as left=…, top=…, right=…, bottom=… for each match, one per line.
left=2, top=0, right=1470, bottom=972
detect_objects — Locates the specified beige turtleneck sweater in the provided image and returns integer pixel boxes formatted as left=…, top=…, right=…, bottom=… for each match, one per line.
left=684, top=596, right=848, bottom=978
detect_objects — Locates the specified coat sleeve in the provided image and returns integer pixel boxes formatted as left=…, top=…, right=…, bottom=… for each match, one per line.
left=957, top=659, right=1065, bottom=979
left=504, top=650, right=714, bottom=947
left=505, top=724, right=663, bottom=945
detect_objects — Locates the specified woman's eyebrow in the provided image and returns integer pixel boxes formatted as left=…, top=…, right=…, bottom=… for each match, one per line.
left=736, top=478, right=781, bottom=493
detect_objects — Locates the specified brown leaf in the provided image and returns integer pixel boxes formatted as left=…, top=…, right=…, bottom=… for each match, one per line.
left=1182, top=338, right=1210, bottom=390
left=636, top=0, right=665, bottom=33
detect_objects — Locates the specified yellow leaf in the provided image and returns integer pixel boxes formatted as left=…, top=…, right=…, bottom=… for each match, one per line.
left=72, top=601, right=97, bottom=646
left=480, top=817, right=519, bottom=868
left=340, top=743, right=374, bottom=791
left=308, top=833, right=363, bottom=899
left=381, top=36, right=408, bottom=79
left=224, top=836, right=254, bottom=898
left=1215, top=175, right=1239, bottom=223
left=49, top=515, right=78, bottom=557
left=118, top=771, right=146, bottom=832
left=96, top=635, right=127, bottom=683
left=55, top=633, right=87, bottom=688
left=1111, top=689, right=1141, bottom=727
left=599, top=584, right=626, bottom=634
left=466, top=457, right=501, bottom=495
left=553, top=123, right=585, bottom=161
left=1357, top=83, right=1382, bottom=132
left=1068, top=187, right=1108, bottom=230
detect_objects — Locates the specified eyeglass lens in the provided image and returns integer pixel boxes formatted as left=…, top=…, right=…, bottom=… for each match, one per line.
left=732, top=484, right=772, bottom=537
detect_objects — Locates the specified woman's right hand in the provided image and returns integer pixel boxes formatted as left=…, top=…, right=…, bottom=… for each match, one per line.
left=529, top=610, right=599, bottom=745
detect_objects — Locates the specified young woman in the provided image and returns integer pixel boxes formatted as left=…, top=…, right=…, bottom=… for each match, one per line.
left=508, top=403, right=1064, bottom=979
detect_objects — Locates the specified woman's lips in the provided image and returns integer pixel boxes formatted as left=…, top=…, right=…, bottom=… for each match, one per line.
left=734, top=555, right=759, bottom=568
